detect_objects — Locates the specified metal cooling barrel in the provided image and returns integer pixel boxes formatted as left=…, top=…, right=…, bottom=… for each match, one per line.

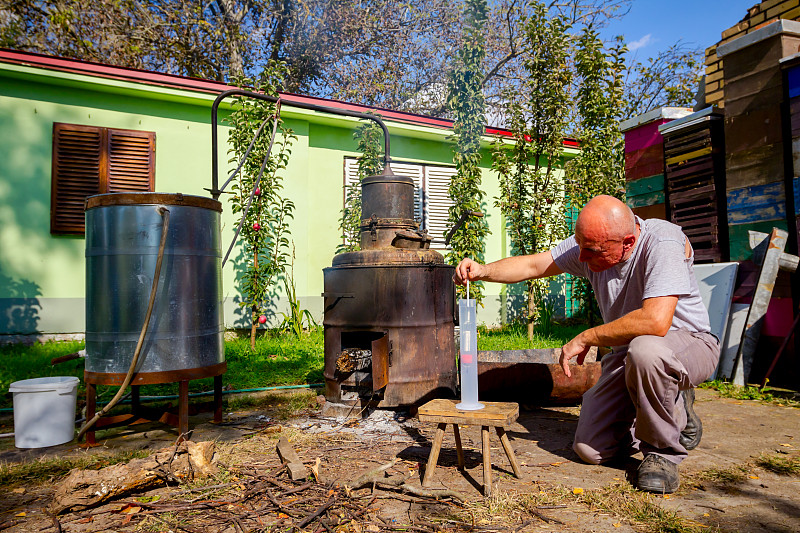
left=84, top=193, right=225, bottom=380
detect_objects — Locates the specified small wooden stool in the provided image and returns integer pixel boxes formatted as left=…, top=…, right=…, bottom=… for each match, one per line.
left=418, top=399, right=522, bottom=497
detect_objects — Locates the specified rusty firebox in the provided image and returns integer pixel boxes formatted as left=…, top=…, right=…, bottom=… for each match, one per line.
left=322, top=169, right=457, bottom=407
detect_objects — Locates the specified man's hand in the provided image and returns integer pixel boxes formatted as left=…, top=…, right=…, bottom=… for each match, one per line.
left=559, top=333, right=591, bottom=378
left=454, top=258, right=486, bottom=286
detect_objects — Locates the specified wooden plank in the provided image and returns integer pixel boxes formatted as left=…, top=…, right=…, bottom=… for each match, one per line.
left=626, top=162, right=664, bottom=182
left=725, top=144, right=784, bottom=189
left=792, top=137, right=800, bottom=177
left=794, top=177, right=800, bottom=216
left=724, top=64, right=783, bottom=103
left=625, top=143, right=663, bottom=171
left=724, top=84, right=783, bottom=117
left=627, top=190, right=665, bottom=208
left=663, top=128, right=711, bottom=152
left=724, top=105, right=784, bottom=153
left=418, top=399, right=518, bottom=427
left=668, top=186, right=716, bottom=202
left=665, top=146, right=713, bottom=166
left=626, top=174, right=664, bottom=197
left=666, top=157, right=714, bottom=179
left=726, top=182, right=786, bottom=225
left=624, top=120, right=666, bottom=153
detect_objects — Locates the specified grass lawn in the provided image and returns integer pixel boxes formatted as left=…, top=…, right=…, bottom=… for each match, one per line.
left=0, top=323, right=587, bottom=410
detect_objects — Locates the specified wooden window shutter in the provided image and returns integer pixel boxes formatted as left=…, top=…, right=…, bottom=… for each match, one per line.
left=51, top=124, right=104, bottom=234
left=51, top=123, right=155, bottom=234
left=106, top=129, right=155, bottom=193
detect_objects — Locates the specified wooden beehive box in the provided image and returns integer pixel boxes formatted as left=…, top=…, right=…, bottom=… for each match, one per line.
left=620, top=107, right=693, bottom=220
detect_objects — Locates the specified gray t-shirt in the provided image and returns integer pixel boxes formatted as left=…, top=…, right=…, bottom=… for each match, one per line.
left=550, top=217, right=711, bottom=346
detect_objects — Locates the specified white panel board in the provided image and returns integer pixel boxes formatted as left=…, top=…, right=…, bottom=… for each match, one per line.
left=693, top=262, right=739, bottom=380
left=718, top=303, right=749, bottom=381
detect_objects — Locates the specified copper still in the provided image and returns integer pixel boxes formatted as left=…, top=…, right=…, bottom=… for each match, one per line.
left=322, top=169, right=457, bottom=407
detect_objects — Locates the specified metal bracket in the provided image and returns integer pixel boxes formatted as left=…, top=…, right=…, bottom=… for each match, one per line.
left=369, top=214, right=378, bottom=242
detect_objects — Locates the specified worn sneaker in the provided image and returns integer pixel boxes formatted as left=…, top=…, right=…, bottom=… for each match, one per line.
left=637, top=454, right=680, bottom=494
left=679, top=388, right=702, bottom=451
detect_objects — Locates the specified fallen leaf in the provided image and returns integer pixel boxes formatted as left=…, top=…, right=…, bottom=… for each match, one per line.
left=278, top=513, right=289, bottom=519
left=780, top=443, right=794, bottom=448
left=573, top=487, right=584, bottom=495
left=613, top=523, right=621, bottom=528
left=613, top=477, right=620, bottom=481
left=703, top=513, right=710, bottom=517
left=749, top=475, right=759, bottom=480
left=11, top=488, right=25, bottom=494
left=122, top=514, right=134, bottom=525
left=78, top=517, right=94, bottom=524
left=119, top=505, right=141, bottom=515
left=15, top=512, right=25, bottom=518
left=662, top=494, right=671, bottom=499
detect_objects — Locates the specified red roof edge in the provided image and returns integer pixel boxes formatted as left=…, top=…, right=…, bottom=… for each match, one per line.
left=0, top=48, right=579, bottom=148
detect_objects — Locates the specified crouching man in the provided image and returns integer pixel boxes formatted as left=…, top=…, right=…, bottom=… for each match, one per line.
left=454, top=195, right=719, bottom=493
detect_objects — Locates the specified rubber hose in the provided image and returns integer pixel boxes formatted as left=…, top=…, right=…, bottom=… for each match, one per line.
left=77, top=206, right=171, bottom=440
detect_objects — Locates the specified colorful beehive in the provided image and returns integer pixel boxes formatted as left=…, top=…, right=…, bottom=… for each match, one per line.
left=658, top=108, right=729, bottom=263
left=717, top=20, right=800, bottom=387
left=717, top=19, right=800, bottom=260
left=620, top=107, right=693, bottom=220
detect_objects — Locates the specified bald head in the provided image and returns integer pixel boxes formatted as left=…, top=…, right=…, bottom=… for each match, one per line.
left=575, top=195, right=635, bottom=242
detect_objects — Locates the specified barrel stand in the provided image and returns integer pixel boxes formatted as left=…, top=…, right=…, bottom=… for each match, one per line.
left=418, top=399, right=522, bottom=497
left=83, top=362, right=226, bottom=445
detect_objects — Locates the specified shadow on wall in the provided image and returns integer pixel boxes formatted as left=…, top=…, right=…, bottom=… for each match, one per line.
left=0, top=269, right=41, bottom=334
left=229, top=244, right=280, bottom=329
left=504, top=282, right=528, bottom=324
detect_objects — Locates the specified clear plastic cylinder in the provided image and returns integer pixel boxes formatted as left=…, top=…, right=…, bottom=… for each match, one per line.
left=456, top=298, right=483, bottom=410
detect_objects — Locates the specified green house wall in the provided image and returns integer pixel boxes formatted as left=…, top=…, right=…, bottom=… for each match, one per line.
left=0, top=58, right=577, bottom=336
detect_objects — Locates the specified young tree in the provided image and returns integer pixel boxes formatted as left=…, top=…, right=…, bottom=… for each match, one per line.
left=567, top=28, right=626, bottom=205
left=226, top=63, right=297, bottom=349
left=338, top=120, right=384, bottom=253
left=492, top=0, right=572, bottom=338
left=565, top=28, right=626, bottom=324
left=445, top=0, right=490, bottom=302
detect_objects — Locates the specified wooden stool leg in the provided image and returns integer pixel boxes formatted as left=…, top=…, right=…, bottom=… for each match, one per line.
left=482, top=425, right=491, bottom=497
left=496, top=427, right=522, bottom=478
left=453, top=424, right=464, bottom=470
left=178, top=380, right=189, bottom=443
left=214, top=375, right=223, bottom=423
left=85, top=381, right=97, bottom=445
left=423, top=423, right=447, bottom=487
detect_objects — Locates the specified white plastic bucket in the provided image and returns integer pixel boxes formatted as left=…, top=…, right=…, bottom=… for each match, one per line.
left=9, top=376, right=79, bottom=448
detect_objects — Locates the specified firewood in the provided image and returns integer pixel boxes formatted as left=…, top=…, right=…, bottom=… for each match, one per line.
left=49, top=441, right=217, bottom=515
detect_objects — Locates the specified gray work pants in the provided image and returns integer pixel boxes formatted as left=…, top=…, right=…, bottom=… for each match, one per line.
left=573, top=329, right=720, bottom=465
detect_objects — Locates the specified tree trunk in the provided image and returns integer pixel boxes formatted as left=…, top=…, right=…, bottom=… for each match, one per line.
left=526, top=282, right=536, bottom=341
left=250, top=250, right=259, bottom=350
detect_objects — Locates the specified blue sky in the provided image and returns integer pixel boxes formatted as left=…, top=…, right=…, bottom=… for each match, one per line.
left=601, top=1, right=758, bottom=59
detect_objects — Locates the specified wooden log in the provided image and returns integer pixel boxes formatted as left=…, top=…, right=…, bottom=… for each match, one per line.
left=49, top=441, right=217, bottom=515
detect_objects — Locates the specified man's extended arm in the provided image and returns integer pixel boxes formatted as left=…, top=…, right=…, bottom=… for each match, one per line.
left=454, top=251, right=564, bottom=285
left=559, top=295, right=679, bottom=377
